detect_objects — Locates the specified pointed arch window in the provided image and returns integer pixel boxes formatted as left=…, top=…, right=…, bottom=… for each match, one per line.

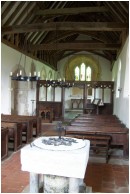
left=74, top=63, right=92, bottom=81
left=86, top=66, right=91, bottom=81
left=75, top=66, right=80, bottom=80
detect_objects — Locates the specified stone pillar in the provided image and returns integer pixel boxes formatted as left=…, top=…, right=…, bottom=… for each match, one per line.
left=44, top=175, right=69, bottom=193
left=69, top=177, right=79, bottom=193
left=29, top=172, right=39, bottom=193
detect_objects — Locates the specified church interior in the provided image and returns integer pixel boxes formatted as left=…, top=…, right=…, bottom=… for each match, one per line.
left=1, top=1, right=129, bottom=193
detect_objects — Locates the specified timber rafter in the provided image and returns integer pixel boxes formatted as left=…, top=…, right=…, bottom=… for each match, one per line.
left=2, top=22, right=128, bottom=35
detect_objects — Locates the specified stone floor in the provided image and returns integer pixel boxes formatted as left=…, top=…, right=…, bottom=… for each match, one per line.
left=1, top=111, right=129, bottom=193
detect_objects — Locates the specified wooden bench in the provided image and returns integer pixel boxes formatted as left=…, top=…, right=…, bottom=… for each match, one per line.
left=66, top=133, right=111, bottom=163
left=78, top=114, right=119, bottom=119
left=1, top=127, right=9, bottom=160
left=1, top=114, right=41, bottom=137
left=71, top=121, right=125, bottom=127
left=65, top=125, right=129, bottom=158
left=1, top=122, right=23, bottom=151
left=1, top=115, right=34, bottom=143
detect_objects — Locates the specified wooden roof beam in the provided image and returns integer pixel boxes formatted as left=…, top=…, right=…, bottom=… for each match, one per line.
left=2, top=22, right=128, bottom=35
left=29, top=42, right=121, bottom=51
left=35, top=6, right=109, bottom=16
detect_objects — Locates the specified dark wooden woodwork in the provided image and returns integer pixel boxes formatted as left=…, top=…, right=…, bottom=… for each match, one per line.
left=38, top=101, right=62, bottom=120
left=30, top=42, right=121, bottom=51
left=1, top=127, right=9, bottom=160
left=65, top=125, right=129, bottom=158
left=2, top=115, right=42, bottom=137
left=71, top=122, right=125, bottom=127
left=66, top=133, right=111, bottom=163
left=1, top=1, right=129, bottom=70
left=36, top=80, right=114, bottom=117
left=1, top=115, right=34, bottom=143
left=2, top=22, right=128, bottom=35
left=1, top=122, right=23, bottom=151
left=71, top=99, right=83, bottom=109
left=39, top=107, right=53, bottom=123
left=36, top=6, right=109, bottom=16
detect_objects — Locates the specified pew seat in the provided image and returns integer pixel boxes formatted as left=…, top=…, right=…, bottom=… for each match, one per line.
left=66, top=134, right=111, bottom=163
left=1, top=127, right=9, bottom=160
left=1, top=122, right=23, bottom=151
left=65, top=125, right=129, bottom=158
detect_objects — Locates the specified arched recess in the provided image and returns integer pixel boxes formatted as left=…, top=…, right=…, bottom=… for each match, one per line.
left=65, top=55, right=101, bottom=81
left=39, top=67, right=47, bottom=101
left=41, top=67, right=47, bottom=79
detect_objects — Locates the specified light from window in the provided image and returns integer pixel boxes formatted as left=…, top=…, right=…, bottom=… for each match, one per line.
left=80, top=63, right=85, bottom=81
left=74, top=63, right=92, bottom=81
left=75, top=66, right=79, bottom=80
left=86, top=66, right=91, bottom=81
left=116, top=60, right=121, bottom=98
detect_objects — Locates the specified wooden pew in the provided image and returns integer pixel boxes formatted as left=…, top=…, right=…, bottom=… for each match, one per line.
left=65, top=125, right=129, bottom=158
left=1, top=115, right=41, bottom=137
left=71, top=121, right=125, bottom=127
left=78, top=114, right=119, bottom=119
left=1, top=127, right=9, bottom=160
left=1, top=115, right=34, bottom=143
left=1, top=122, right=23, bottom=151
left=66, top=133, right=111, bottom=163
left=74, top=116, right=120, bottom=121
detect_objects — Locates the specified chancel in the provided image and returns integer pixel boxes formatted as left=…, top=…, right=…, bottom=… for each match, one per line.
left=1, top=1, right=129, bottom=193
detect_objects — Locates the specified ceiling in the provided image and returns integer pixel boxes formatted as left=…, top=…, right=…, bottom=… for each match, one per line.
left=1, top=1, right=129, bottom=70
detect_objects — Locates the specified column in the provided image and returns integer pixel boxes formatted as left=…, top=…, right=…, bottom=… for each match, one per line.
left=30, top=172, right=39, bottom=193
left=69, top=177, right=80, bottom=193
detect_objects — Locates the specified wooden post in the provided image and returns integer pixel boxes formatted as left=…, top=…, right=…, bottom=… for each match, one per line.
left=83, top=83, right=87, bottom=113
left=36, top=82, right=40, bottom=116
left=61, top=87, right=65, bottom=119
left=53, top=87, right=55, bottom=101
left=94, top=88, right=96, bottom=99
left=102, top=88, right=104, bottom=102
left=46, top=87, right=47, bottom=101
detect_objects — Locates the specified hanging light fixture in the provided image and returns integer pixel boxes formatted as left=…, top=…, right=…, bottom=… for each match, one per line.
left=10, top=55, right=40, bottom=81
left=10, top=40, right=40, bottom=81
left=10, top=1, right=40, bottom=82
left=43, top=79, right=74, bottom=88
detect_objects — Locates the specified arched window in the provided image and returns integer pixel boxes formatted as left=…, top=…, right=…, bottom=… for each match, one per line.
left=74, top=63, right=92, bottom=81
left=86, top=66, right=91, bottom=81
left=80, top=63, right=85, bottom=81
left=116, top=60, right=121, bottom=98
left=75, top=66, right=80, bottom=80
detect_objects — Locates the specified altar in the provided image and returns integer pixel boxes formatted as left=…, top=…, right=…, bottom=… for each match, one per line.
left=21, top=136, right=90, bottom=193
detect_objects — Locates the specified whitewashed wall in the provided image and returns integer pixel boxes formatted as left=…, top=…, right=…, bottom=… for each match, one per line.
left=1, top=43, right=55, bottom=115
left=112, top=37, right=129, bottom=127
left=1, top=39, right=129, bottom=128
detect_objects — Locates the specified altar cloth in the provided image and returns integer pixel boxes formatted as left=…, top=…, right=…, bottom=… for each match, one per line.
left=21, top=137, right=90, bottom=179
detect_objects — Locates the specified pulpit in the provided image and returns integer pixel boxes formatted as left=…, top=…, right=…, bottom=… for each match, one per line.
left=21, top=136, right=90, bottom=193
